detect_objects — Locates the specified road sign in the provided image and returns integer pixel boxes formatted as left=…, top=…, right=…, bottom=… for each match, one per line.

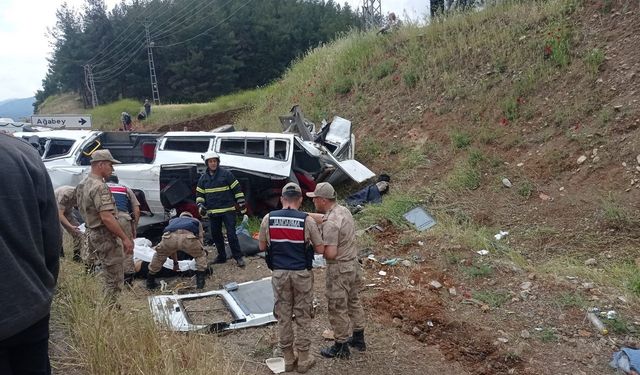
left=31, top=114, right=92, bottom=129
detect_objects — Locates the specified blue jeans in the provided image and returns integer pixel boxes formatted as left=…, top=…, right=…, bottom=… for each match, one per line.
left=209, top=212, right=242, bottom=260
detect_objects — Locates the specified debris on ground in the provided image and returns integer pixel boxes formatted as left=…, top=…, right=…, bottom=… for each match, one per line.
left=403, top=207, right=436, bottom=231
left=494, top=230, right=509, bottom=240
left=587, top=311, right=608, bottom=335
left=265, top=357, right=285, bottom=374
left=610, top=348, right=640, bottom=375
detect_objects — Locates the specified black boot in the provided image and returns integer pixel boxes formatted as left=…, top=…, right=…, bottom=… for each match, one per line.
left=196, top=271, right=206, bottom=289
left=235, top=257, right=246, bottom=268
left=212, top=255, right=227, bottom=264
left=320, top=342, right=350, bottom=359
left=146, top=273, right=158, bottom=290
left=347, top=329, right=367, bottom=351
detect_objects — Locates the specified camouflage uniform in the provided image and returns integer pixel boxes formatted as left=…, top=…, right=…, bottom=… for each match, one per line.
left=76, top=173, right=124, bottom=298
left=259, top=214, right=322, bottom=353
left=149, top=224, right=208, bottom=273
left=321, top=204, right=365, bottom=343
left=54, top=186, right=83, bottom=260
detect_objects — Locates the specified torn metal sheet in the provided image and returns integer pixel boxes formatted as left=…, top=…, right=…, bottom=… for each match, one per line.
left=148, top=277, right=276, bottom=332
left=403, top=207, right=437, bottom=231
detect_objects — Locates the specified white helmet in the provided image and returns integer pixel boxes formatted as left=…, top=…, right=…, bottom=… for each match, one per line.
left=202, top=151, right=220, bottom=162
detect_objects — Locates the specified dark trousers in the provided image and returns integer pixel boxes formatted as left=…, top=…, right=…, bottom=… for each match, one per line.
left=209, top=212, right=243, bottom=260
left=0, top=314, right=51, bottom=375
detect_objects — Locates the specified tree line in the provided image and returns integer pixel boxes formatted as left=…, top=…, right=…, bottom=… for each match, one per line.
left=36, top=0, right=361, bottom=110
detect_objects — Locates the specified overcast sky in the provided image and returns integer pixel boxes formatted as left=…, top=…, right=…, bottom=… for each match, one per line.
left=0, top=0, right=428, bottom=102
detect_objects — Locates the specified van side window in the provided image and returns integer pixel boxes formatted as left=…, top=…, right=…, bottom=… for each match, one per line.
left=246, top=139, right=266, bottom=156
left=273, top=140, right=288, bottom=160
left=219, top=139, right=245, bottom=155
left=164, top=138, right=210, bottom=153
left=45, top=139, right=75, bottom=159
left=218, top=138, right=290, bottom=160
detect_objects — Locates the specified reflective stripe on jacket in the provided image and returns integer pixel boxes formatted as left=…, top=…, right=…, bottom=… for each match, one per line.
left=195, top=167, right=244, bottom=216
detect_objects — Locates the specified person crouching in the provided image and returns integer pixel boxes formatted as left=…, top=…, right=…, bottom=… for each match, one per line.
left=147, top=212, right=208, bottom=290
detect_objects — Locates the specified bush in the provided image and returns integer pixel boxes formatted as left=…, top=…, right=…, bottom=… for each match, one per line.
left=403, top=71, right=419, bottom=88
left=372, top=60, right=396, bottom=80
left=332, top=76, right=354, bottom=94
left=451, top=131, right=472, bottom=149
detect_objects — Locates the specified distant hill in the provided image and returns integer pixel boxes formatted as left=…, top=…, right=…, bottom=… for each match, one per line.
left=0, top=97, right=34, bottom=121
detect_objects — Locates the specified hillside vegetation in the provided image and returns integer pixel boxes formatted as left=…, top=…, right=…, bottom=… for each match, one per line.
left=52, top=0, right=640, bottom=374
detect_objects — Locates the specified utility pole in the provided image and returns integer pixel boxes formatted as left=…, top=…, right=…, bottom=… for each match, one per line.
left=144, top=22, right=161, bottom=106
left=362, top=0, right=383, bottom=30
left=84, top=64, right=98, bottom=108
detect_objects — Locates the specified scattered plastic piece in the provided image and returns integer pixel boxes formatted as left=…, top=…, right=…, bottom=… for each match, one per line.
left=403, top=207, right=437, bottom=231
left=381, top=258, right=400, bottom=266
left=477, top=249, right=489, bottom=256
left=378, top=270, right=387, bottom=276
left=265, top=357, right=285, bottom=374
left=494, top=230, right=509, bottom=240
left=587, top=312, right=608, bottom=335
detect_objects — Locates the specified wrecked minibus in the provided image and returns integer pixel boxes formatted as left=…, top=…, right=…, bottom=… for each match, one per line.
left=13, top=110, right=374, bottom=229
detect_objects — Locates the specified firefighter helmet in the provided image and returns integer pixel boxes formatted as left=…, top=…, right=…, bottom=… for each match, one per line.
left=202, top=151, right=220, bottom=162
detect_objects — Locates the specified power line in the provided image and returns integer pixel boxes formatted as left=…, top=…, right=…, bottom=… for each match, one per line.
left=92, top=31, right=146, bottom=70
left=155, top=0, right=253, bottom=48
left=85, top=1, right=178, bottom=68
left=92, top=42, right=147, bottom=81
left=86, top=21, right=142, bottom=65
left=148, top=0, right=210, bottom=36
left=92, top=41, right=145, bottom=78
left=150, top=0, right=221, bottom=41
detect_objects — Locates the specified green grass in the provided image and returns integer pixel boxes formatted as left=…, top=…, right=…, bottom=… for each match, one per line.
left=402, top=70, right=419, bottom=88
left=517, top=180, right=534, bottom=199
left=232, top=0, right=580, bottom=132
left=539, top=256, right=639, bottom=294
left=584, top=48, right=605, bottom=75
left=554, top=292, right=587, bottom=309
left=451, top=130, right=472, bottom=149
left=52, top=260, right=234, bottom=374
left=372, top=60, right=396, bottom=80
left=474, top=290, right=509, bottom=307
left=539, top=328, right=558, bottom=343
left=464, top=264, right=494, bottom=278
left=600, top=193, right=635, bottom=230
left=502, top=97, right=519, bottom=121
left=447, top=160, right=481, bottom=190
left=355, top=191, right=420, bottom=228
left=87, top=89, right=263, bottom=130
left=629, top=274, right=640, bottom=297
left=607, top=317, right=630, bottom=334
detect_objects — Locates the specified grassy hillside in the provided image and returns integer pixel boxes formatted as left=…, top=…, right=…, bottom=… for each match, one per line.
left=38, top=90, right=263, bottom=130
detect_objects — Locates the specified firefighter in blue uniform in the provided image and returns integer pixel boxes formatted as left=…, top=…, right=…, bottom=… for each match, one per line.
left=196, top=151, right=246, bottom=267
